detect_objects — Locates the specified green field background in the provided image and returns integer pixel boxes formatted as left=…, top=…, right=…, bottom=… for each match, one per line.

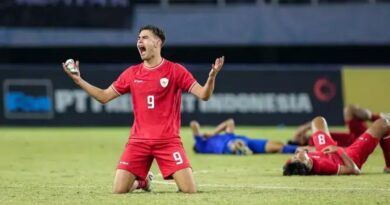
left=1, top=127, right=389, bottom=205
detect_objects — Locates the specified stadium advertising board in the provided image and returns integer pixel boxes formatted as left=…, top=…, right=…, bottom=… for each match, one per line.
left=3, top=79, right=54, bottom=119
left=342, top=67, right=390, bottom=113
left=0, top=64, right=343, bottom=126
left=0, top=0, right=134, bottom=28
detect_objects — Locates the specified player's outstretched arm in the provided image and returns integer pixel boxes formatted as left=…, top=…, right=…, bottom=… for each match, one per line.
left=190, top=120, right=202, bottom=136
left=322, top=145, right=360, bottom=175
left=211, top=118, right=235, bottom=135
left=289, top=121, right=311, bottom=145
left=62, top=60, right=119, bottom=104
left=190, top=56, right=224, bottom=101
left=294, top=122, right=311, bottom=138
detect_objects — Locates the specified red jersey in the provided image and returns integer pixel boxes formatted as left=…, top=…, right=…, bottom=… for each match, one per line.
left=309, top=131, right=344, bottom=175
left=309, top=152, right=343, bottom=175
left=309, top=131, right=379, bottom=174
left=112, top=59, right=196, bottom=141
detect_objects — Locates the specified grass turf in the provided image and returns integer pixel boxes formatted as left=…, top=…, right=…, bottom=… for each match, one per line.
left=0, top=126, right=389, bottom=205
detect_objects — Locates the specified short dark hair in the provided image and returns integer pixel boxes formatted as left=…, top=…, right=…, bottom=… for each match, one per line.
left=283, top=161, right=311, bottom=176
left=139, top=25, right=166, bottom=46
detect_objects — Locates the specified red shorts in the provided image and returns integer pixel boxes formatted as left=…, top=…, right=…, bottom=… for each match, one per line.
left=311, top=131, right=337, bottom=151
left=345, top=132, right=379, bottom=168
left=117, top=139, right=191, bottom=180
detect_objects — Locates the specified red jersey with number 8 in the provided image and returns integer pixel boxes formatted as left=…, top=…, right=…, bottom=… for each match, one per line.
left=112, top=59, right=196, bottom=141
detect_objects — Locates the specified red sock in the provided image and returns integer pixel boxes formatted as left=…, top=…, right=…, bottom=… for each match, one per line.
left=371, top=113, right=380, bottom=122
left=380, top=135, right=390, bottom=168
left=136, top=179, right=149, bottom=189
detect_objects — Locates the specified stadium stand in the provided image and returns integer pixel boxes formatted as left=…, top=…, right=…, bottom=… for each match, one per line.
left=133, top=0, right=389, bottom=6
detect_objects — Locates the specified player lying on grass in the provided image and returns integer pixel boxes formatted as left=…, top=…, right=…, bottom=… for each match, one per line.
left=283, top=116, right=390, bottom=175
left=289, top=104, right=390, bottom=147
left=190, top=119, right=298, bottom=155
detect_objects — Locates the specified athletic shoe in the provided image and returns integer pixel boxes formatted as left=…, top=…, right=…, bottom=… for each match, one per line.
left=380, top=112, right=390, bottom=120
left=384, top=167, right=390, bottom=174
left=232, top=139, right=253, bottom=155
left=143, top=171, right=154, bottom=192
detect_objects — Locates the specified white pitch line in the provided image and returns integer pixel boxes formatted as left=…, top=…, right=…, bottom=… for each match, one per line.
left=1, top=185, right=103, bottom=189
left=2, top=170, right=389, bottom=192
left=150, top=170, right=390, bottom=192
left=152, top=180, right=390, bottom=192
left=2, top=182, right=390, bottom=192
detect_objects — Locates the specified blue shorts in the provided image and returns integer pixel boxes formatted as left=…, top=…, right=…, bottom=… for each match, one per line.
left=224, top=137, right=268, bottom=154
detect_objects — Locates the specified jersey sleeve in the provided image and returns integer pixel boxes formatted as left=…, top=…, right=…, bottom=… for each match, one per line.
left=111, top=67, right=132, bottom=95
left=175, top=63, right=197, bottom=92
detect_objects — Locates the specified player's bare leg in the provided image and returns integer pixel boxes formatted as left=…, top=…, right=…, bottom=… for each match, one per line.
left=112, top=169, right=137, bottom=194
left=172, top=168, right=197, bottom=193
left=265, top=141, right=284, bottom=153
left=344, top=104, right=372, bottom=122
left=344, top=104, right=390, bottom=122
left=345, top=105, right=390, bottom=170
left=368, top=119, right=390, bottom=172
left=366, top=119, right=390, bottom=139
left=265, top=141, right=297, bottom=154
left=311, top=116, right=330, bottom=135
left=381, top=135, right=390, bottom=173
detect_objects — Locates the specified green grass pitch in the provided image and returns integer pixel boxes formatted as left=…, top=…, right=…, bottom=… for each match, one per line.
left=1, top=126, right=389, bottom=205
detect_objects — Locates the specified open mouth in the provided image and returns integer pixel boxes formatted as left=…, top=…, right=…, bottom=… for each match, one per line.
left=138, top=45, right=146, bottom=55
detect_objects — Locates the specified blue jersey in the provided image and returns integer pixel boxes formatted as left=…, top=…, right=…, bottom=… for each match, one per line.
left=194, top=133, right=236, bottom=154
left=194, top=133, right=296, bottom=154
left=194, top=133, right=270, bottom=154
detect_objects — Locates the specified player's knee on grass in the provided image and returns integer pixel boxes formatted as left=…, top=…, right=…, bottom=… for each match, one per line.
left=112, top=179, right=133, bottom=194
left=176, top=181, right=197, bottom=193
left=178, top=186, right=197, bottom=193
left=176, top=181, right=197, bottom=194
left=173, top=168, right=197, bottom=194
left=112, top=185, right=130, bottom=194
left=367, top=119, right=390, bottom=139
left=112, top=169, right=137, bottom=194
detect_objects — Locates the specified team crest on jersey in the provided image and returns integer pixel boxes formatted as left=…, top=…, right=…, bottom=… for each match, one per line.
left=160, top=78, right=169, bottom=88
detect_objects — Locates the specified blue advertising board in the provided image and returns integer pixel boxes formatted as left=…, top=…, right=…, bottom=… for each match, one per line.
left=0, top=64, right=344, bottom=126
